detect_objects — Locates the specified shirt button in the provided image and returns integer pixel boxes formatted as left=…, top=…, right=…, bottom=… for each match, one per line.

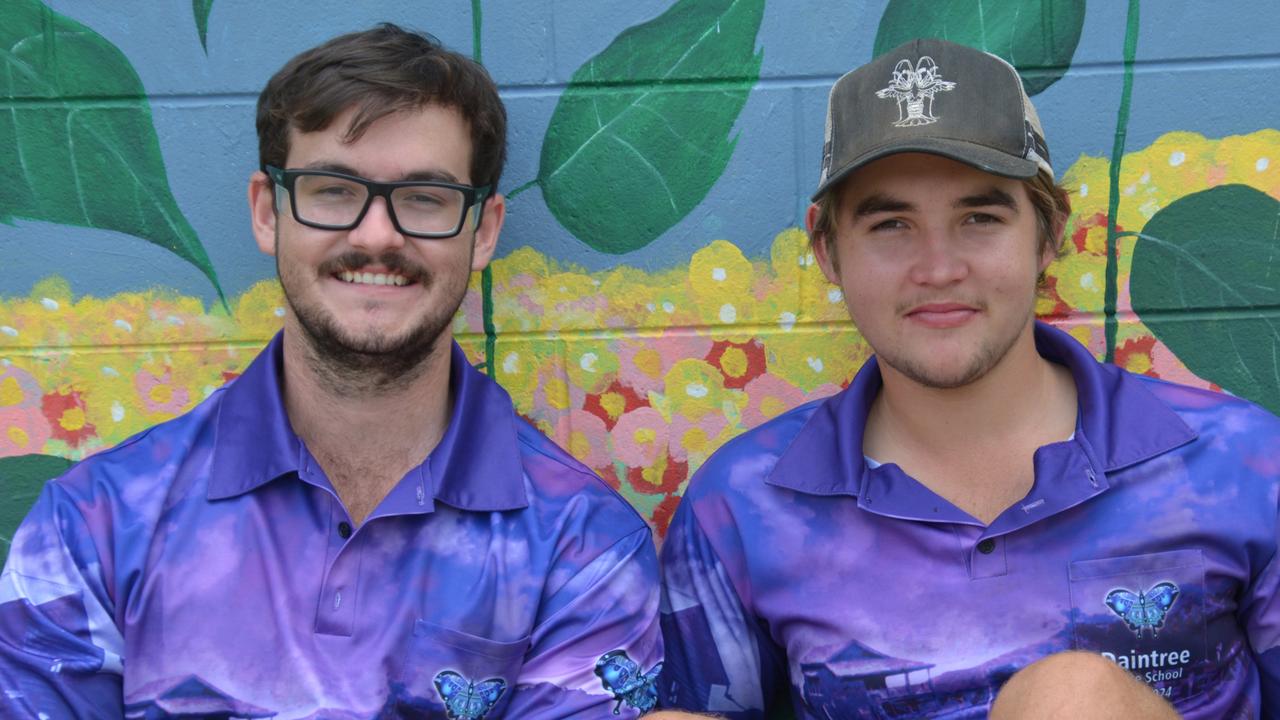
left=977, top=538, right=996, bottom=554
left=338, top=521, right=353, bottom=539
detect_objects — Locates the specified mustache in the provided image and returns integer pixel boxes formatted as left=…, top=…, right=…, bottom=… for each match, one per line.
left=318, top=251, right=430, bottom=285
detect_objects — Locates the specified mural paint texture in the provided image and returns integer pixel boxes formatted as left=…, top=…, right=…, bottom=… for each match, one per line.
left=1, top=0, right=1278, bottom=564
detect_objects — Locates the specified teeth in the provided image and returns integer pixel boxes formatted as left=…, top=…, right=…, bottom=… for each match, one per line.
left=338, top=271, right=408, bottom=286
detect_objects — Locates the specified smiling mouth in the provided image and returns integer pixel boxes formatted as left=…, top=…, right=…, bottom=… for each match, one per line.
left=336, top=271, right=411, bottom=287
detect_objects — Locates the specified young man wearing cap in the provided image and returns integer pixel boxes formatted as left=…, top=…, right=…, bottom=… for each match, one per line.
left=0, top=25, right=661, bottom=718
left=656, top=39, right=1280, bottom=719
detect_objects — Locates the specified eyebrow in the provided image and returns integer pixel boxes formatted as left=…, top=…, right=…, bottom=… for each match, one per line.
left=853, top=194, right=914, bottom=217
left=852, top=187, right=1021, bottom=217
left=299, top=162, right=462, bottom=184
left=955, top=187, right=1020, bottom=212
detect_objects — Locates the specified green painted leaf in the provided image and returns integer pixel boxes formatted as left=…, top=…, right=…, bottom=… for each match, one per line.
left=0, top=453, right=71, bottom=566
left=1130, top=185, right=1280, bottom=415
left=537, top=0, right=764, bottom=254
left=193, top=0, right=214, bottom=53
left=873, top=0, right=1086, bottom=95
left=1, top=0, right=226, bottom=304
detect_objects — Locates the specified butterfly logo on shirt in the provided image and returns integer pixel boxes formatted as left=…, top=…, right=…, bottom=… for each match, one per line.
left=1104, top=581, right=1180, bottom=637
left=594, top=649, right=663, bottom=715
left=433, top=670, right=507, bottom=720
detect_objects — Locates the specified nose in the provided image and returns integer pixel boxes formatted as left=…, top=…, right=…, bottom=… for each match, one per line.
left=908, top=226, right=968, bottom=287
left=346, top=196, right=405, bottom=253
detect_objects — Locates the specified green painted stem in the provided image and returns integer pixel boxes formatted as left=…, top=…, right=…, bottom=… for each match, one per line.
left=471, top=0, right=483, bottom=63
left=506, top=178, right=539, bottom=200
left=472, top=0, right=496, bottom=377
left=1104, top=0, right=1141, bottom=363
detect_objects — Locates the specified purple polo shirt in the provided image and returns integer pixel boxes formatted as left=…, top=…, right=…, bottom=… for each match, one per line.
left=0, top=334, right=662, bottom=719
left=660, top=322, right=1280, bottom=719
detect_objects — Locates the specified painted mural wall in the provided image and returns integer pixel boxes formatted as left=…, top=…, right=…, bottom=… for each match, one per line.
left=2, top=0, right=1278, bottom=561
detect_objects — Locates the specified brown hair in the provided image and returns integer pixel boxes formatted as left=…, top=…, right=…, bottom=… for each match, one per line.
left=256, top=23, right=507, bottom=190
left=810, top=168, right=1072, bottom=277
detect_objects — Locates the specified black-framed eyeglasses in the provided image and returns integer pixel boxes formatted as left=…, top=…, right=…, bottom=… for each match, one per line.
left=263, top=165, right=491, bottom=239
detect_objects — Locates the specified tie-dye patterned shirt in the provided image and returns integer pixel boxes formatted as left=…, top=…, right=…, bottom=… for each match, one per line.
left=660, top=322, right=1280, bottom=719
left=0, top=334, right=662, bottom=719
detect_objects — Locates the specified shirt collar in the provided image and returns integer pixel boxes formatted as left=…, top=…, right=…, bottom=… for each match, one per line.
left=767, top=321, right=1197, bottom=496
left=208, top=333, right=528, bottom=511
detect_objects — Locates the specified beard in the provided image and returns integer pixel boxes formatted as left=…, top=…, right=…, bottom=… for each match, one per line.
left=278, top=247, right=469, bottom=394
left=871, top=296, right=1033, bottom=390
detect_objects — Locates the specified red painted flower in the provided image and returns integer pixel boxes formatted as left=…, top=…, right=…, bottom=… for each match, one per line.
left=41, top=388, right=96, bottom=448
left=1114, top=335, right=1158, bottom=377
left=705, top=339, right=766, bottom=389
left=582, top=379, right=648, bottom=430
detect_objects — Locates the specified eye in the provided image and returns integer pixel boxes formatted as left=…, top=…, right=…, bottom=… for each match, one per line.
left=869, top=218, right=908, bottom=231
left=964, top=212, right=1002, bottom=225
left=313, top=183, right=357, bottom=197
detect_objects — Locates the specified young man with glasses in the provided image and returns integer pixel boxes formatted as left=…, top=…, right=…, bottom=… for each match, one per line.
left=654, top=39, right=1280, bottom=719
left=0, top=25, right=661, bottom=718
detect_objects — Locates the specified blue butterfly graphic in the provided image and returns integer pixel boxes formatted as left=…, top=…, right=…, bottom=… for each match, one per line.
left=1104, top=581, right=1180, bottom=637
left=433, top=670, right=506, bottom=720
left=594, top=650, right=663, bottom=715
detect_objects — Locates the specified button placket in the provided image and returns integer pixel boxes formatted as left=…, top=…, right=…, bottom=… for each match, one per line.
left=315, top=498, right=359, bottom=636
left=970, top=535, right=1008, bottom=579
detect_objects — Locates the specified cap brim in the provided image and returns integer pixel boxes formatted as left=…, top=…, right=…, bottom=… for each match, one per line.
left=812, top=138, right=1040, bottom=201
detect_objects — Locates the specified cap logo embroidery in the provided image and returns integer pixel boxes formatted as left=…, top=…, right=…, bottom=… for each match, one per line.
left=875, top=56, right=956, bottom=127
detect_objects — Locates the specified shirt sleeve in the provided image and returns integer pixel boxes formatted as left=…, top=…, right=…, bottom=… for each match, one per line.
left=657, top=496, right=787, bottom=720
left=1241, top=479, right=1280, bottom=717
left=503, top=524, right=664, bottom=718
left=0, top=481, right=125, bottom=718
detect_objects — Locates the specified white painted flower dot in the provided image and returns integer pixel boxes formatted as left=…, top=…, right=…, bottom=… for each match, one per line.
left=662, top=301, right=675, bottom=313
left=114, top=319, right=133, bottom=332
left=167, top=315, right=184, bottom=326
left=646, top=303, right=655, bottom=312
left=1258, top=157, right=1270, bottom=172
left=686, top=383, right=708, bottom=398
left=111, top=401, right=125, bottom=422
left=1169, top=151, right=1185, bottom=166
left=719, top=304, right=737, bottom=323
left=580, top=353, right=598, bottom=372
left=503, top=352, right=520, bottom=374
left=1139, top=171, right=1150, bottom=184
left=779, top=311, right=797, bottom=331
left=101, top=366, right=119, bottom=377
left=1079, top=184, right=1089, bottom=197
left=274, top=307, right=286, bottom=317
left=1123, top=184, right=1136, bottom=196
left=0, top=326, right=16, bottom=337
left=711, top=267, right=726, bottom=281
left=804, top=253, right=815, bottom=267
left=827, top=288, right=843, bottom=303
left=40, top=298, right=59, bottom=311
left=1081, top=272, right=1099, bottom=292
left=806, top=357, right=824, bottom=372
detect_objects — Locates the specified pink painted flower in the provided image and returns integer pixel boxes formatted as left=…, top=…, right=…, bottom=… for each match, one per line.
left=612, top=407, right=669, bottom=468
left=0, top=366, right=51, bottom=456
left=134, top=368, right=191, bottom=416
left=742, top=373, right=807, bottom=428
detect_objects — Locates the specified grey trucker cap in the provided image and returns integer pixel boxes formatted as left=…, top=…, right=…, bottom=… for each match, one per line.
left=813, top=38, right=1053, bottom=201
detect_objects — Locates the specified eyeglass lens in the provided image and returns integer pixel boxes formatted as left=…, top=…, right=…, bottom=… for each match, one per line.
left=292, top=174, right=469, bottom=235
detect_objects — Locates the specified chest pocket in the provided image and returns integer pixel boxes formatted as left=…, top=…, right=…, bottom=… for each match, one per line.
left=1068, top=549, right=1209, bottom=702
left=391, top=619, right=530, bottom=719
